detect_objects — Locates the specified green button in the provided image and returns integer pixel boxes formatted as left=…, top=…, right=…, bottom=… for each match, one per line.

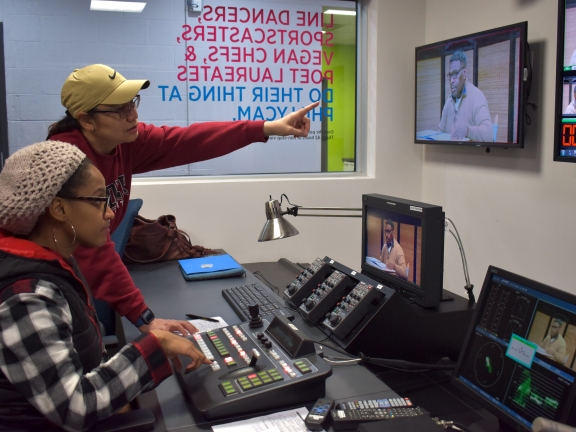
left=241, top=383, right=253, bottom=390
left=238, top=378, right=249, bottom=384
left=257, top=371, right=269, bottom=378
left=262, top=377, right=273, bottom=383
left=272, top=374, right=283, bottom=381
left=250, top=379, right=263, bottom=387
left=227, top=361, right=237, bottom=367
left=300, top=367, right=311, bottom=373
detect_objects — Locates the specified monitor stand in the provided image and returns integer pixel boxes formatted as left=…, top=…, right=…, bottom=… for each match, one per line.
left=441, top=291, right=455, bottom=301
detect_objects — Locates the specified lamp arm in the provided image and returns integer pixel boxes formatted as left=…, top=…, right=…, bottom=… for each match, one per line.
left=285, top=205, right=362, bottom=217
left=446, top=217, right=475, bottom=304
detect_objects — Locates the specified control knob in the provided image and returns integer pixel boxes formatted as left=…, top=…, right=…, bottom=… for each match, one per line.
left=264, top=340, right=272, bottom=349
left=305, top=298, right=316, bottom=310
left=329, top=313, right=341, bottom=326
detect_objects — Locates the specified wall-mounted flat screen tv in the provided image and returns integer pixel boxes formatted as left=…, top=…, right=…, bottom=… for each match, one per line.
left=554, top=0, right=576, bottom=162
left=415, top=22, right=529, bottom=149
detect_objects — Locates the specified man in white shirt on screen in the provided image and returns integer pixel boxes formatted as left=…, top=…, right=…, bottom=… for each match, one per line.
left=438, top=51, right=493, bottom=142
left=540, top=316, right=568, bottom=365
left=379, top=220, right=408, bottom=281
left=565, top=87, right=576, bottom=114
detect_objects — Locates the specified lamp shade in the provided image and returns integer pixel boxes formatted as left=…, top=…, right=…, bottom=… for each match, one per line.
left=258, top=199, right=299, bottom=242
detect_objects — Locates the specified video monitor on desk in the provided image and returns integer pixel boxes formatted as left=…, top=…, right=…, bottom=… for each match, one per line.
left=415, top=21, right=529, bottom=148
left=360, top=194, right=445, bottom=308
left=452, top=266, right=576, bottom=431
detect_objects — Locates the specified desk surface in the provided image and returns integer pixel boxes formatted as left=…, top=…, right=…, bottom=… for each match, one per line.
left=124, top=260, right=399, bottom=431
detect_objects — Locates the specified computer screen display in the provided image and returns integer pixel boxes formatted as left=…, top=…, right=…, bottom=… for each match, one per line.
left=554, top=0, right=576, bottom=162
left=360, top=194, right=445, bottom=308
left=452, top=266, right=576, bottom=430
left=415, top=22, right=528, bottom=148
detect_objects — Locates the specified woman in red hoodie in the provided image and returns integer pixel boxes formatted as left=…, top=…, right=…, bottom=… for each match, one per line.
left=46, top=64, right=318, bottom=335
left=0, top=141, right=211, bottom=431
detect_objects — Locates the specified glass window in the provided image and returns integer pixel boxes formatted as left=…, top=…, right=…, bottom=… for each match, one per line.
left=4, top=0, right=360, bottom=177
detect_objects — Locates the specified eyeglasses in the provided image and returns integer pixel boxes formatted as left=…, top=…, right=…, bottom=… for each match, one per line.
left=384, top=229, right=393, bottom=234
left=446, top=66, right=465, bottom=81
left=59, top=193, right=111, bottom=218
left=90, top=95, right=140, bottom=119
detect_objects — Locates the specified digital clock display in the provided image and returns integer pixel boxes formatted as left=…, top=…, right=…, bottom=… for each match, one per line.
left=558, top=120, right=576, bottom=158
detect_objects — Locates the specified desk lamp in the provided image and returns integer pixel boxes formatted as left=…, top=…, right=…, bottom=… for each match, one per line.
left=258, top=194, right=361, bottom=242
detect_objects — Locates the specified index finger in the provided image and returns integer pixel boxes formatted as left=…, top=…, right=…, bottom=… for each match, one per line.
left=180, top=320, right=198, bottom=335
left=297, top=101, right=319, bottom=115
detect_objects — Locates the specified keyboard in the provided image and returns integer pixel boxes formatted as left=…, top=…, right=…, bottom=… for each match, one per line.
left=222, top=283, right=295, bottom=322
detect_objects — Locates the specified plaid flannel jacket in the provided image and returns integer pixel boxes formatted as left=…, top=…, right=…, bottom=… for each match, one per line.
left=0, top=278, right=171, bottom=432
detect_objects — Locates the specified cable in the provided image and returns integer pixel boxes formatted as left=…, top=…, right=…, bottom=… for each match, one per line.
left=252, top=271, right=280, bottom=295
left=524, top=42, right=537, bottom=126
left=434, top=418, right=471, bottom=432
left=359, top=353, right=456, bottom=371
left=445, top=217, right=475, bottom=303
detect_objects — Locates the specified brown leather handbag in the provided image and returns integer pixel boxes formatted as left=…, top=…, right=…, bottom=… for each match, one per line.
left=122, top=215, right=214, bottom=264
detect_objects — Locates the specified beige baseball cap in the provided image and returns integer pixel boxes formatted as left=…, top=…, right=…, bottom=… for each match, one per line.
left=61, top=64, right=150, bottom=118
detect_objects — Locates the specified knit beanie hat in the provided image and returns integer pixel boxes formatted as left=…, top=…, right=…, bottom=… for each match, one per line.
left=0, top=141, right=87, bottom=235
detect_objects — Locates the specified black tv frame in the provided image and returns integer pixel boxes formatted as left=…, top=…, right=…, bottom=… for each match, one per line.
left=360, top=194, right=445, bottom=308
left=452, top=266, right=576, bottom=431
left=554, top=0, right=576, bottom=162
left=414, top=21, right=529, bottom=149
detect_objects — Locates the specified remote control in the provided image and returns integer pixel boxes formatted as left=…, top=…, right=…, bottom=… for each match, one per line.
left=337, top=397, right=413, bottom=410
left=304, top=398, right=334, bottom=431
left=330, top=407, right=427, bottom=431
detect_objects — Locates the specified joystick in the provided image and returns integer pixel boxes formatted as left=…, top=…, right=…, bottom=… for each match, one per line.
left=248, top=303, right=263, bottom=328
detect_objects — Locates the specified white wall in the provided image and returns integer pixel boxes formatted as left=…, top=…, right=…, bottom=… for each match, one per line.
left=132, top=0, right=427, bottom=271
left=422, top=0, right=576, bottom=298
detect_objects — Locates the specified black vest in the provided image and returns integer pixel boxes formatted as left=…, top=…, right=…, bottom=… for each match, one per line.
left=0, top=252, right=103, bottom=431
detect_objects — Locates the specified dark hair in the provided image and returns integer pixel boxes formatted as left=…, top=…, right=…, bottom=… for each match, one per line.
left=57, top=157, right=94, bottom=197
left=553, top=315, right=568, bottom=326
left=47, top=111, right=83, bottom=139
left=449, top=50, right=467, bottom=67
left=385, top=220, right=395, bottom=230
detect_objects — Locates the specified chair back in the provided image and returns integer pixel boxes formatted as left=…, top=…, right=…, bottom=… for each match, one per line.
left=96, top=199, right=143, bottom=338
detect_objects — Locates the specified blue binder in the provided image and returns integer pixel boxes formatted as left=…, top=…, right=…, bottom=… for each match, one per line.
left=178, top=254, right=245, bottom=281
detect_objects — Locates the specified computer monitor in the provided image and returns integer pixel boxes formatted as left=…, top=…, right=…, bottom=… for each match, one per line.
left=554, top=0, right=576, bottom=162
left=452, top=266, right=576, bottom=431
left=360, top=194, right=445, bottom=308
left=415, top=21, right=529, bottom=148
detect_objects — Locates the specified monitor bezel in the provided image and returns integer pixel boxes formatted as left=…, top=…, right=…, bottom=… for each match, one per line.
left=451, top=265, right=576, bottom=431
left=554, top=0, right=576, bottom=163
left=360, top=194, right=445, bottom=308
left=414, top=21, right=529, bottom=149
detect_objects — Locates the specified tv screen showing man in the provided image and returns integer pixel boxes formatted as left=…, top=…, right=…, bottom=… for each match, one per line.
left=364, top=208, right=421, bottom=284
left=438, top=51, right=492, bottom=142
left=415, top=23, right=525, bottom=146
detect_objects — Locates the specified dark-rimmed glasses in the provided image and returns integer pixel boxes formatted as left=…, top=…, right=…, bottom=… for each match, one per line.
left=59, top=193, right=111, bottom=218
left=446, top=66, right=465, bottom=81
left=89, top=95, right=140, bottom=119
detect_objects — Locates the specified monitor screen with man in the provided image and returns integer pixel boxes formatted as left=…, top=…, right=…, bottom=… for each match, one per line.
left=540, top=316, right=568, bottom=365
left=438, top=51, right=493, bottom=142
left=379, top=220, right=408, bottom=281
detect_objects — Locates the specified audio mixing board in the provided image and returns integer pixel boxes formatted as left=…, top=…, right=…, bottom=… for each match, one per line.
left=176, top=313, right=332, bottom=420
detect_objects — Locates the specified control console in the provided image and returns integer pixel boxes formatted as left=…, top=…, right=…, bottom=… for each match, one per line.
left=323, top=280, right=381, bottom=339
left=284, top=258, right=333, bottom=306
left=299, top=270, right=355, bottom=323
left=176, top=310, right=332, bottom=420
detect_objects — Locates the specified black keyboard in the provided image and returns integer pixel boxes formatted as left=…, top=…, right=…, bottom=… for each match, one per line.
left=222, top=283, right=294, bottom=322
